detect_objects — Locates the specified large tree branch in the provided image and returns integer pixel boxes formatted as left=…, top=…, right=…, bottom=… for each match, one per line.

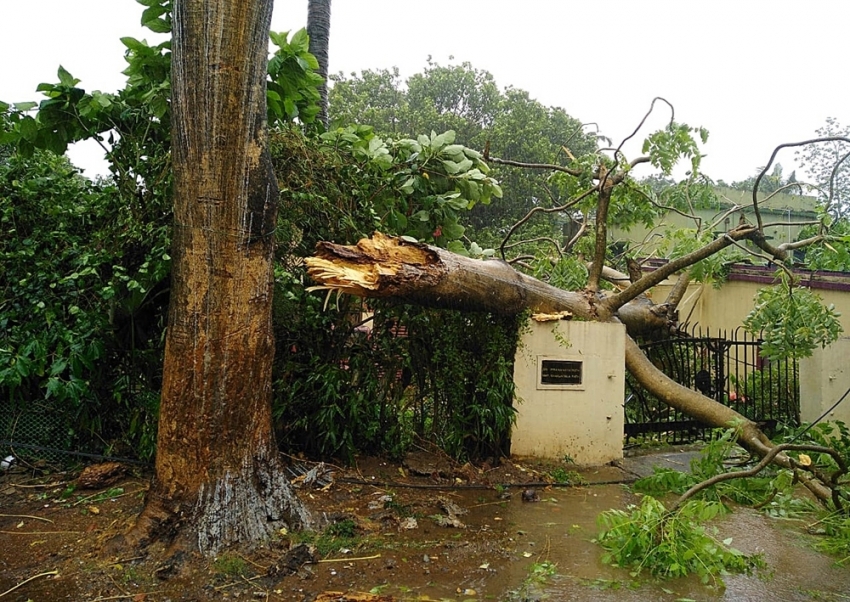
left=306, top=233, right=674, bottom=335
left=601, top=224, right=757, bottom=314
left=306, top=232, right=596, bottom=318
left=306, top=233, right=841, bottom=506
left=587, top=180, right=613, bottom=291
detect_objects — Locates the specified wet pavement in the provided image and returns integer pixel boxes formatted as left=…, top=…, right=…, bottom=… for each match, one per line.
left=480, top=449, right=850, bottom=601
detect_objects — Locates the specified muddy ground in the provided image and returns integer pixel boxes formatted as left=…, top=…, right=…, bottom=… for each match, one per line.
left=2, top=449, right=850, bottom=602
left=0, top=450, right=628, bottom=602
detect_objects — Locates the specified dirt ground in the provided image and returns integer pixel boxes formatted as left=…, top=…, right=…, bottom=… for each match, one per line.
left=0, top=450, right=629, bottom=602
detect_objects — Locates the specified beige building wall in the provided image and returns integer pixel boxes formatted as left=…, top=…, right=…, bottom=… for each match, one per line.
left=511, top=320, right=625, bottom=465
left=649, top=278, right=850, bottom=335
left=800, top=338, right=850, bottom=425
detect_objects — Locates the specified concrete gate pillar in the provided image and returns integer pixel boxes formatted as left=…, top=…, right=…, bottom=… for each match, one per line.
left=511, top=319, right=625, bottom=466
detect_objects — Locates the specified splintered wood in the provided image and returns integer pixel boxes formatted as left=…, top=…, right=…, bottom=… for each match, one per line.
left=305, top=232, right=439, bottom=296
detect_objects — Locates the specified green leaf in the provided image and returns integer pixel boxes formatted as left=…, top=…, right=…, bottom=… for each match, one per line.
left=56, top=65, right=79, bottom=87
left=291, top=28, right=310, bottom=53
left=441, top=159, right=461, bottom=174
left=12, top=101, right=37, bottom=111
left=441, top=221, right=465, bottom=240
left=145, top=17, right=172, bottom=33
left=447, top=240, right=468, bottom=256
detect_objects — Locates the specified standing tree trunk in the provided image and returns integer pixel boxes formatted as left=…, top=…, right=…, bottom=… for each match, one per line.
left=113, top=0, right=310, bottom=555
left=307, top=0, right=332, bottom=129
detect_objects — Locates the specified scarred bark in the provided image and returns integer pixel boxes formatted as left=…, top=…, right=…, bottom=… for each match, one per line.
left=112, top=0, right=310, bottom=556
left=306, top=233, right=839, bottom=506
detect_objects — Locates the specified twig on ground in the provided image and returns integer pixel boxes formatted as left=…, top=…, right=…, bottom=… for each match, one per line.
left=0, top=530, right=82, bottom=535
left=318, top=553, right=382, bottom=563
left=0, top=513, right=54, bottom=524
left=0, top=570, right=59, bottom=598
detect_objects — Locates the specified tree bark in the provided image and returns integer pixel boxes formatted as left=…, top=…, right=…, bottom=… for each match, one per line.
left=306, top=233, right=837, bottom=505
left=114, top=0, right=310, bottom=556
left=307, top=0, right=332, bottom=129
left=306, top=232, right=669, bottom=335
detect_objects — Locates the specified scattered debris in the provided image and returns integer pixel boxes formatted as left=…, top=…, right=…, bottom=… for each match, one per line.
left=398, top=517, right=418, bottom=530
left=288, top=462, right=335, bottom=489
left=76, top=462, right=126, bottom=489
left=531, top=311, right=573, bottom=322
left=0, top=455, right=15, bottom=471
left=266, top=543, right=317, bottom=577
left=437, top=497, right=468, bottom=516
left=432, top=497, right=468, bottom=528
left=521, top=489, right=540, bottom=503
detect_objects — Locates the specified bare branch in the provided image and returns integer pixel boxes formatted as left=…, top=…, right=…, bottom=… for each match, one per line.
left=564, top=211, right=589, bottom=252
left=499, top=187, right=596, bottom=259
left=820, top=147, right=850, bottom=216
left=778, top=234, right=824, bottom=252
left=752, top=136, right=850, bottom=229
left=501, top=236, right=563, bottom=259
left=630, top=183, right=702, bottom=228
left=664, top=271, right=692, bottom=310
left=618, top=97, right=675, bottom=155
left=487, top=155, right=582, bottom=176
left=760, top=220, right=822, bottom=229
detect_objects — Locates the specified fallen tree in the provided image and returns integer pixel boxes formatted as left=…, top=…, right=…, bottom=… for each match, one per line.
left=306, top=231, right=844, bottom=505
left=304, top=97, right=850, bottom=509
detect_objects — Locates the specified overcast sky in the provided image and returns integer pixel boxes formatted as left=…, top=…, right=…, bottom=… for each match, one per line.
left=1, top=0, right=847, bottom=183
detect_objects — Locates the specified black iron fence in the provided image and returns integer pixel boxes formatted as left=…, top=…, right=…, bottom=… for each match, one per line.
left=625, top=325, right=799, bottom=445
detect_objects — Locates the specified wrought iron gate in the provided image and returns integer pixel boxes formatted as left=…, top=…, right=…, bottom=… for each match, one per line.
left=624, top=326, right=799, bottom=445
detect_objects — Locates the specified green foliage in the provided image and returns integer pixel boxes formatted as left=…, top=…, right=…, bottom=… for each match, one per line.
left=0, top=146, right=164, bottom=459
left=801, top=217, right=850, bottom=272
left=329, top=59, right=598, bottom=233
left=632, top=429, right=811, bottom=513
left=595, top=495, right=765, bottom=584
left=212, top=553, right=249, bottom=578
left=319, top=125, right=502, bottom=252
left=656, top=227, right=745, bottom=286
left=292, top=519, right=365, bottom=557
left=530, top=255, right=589, bottom=292
left=269, top=128, right=520, bottom=462
left=776, top=421, right=850, bottom=562
left=744, top=272, right=842, bottom=360
left=506, top=560, right=558, bottom=602
left=268, top=29, right=323, bottom=126
left=642, top=122, right=709, bottom=176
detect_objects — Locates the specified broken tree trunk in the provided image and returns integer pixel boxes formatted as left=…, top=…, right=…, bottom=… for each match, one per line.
left=305, top=232, right=669, bottom=336
left=305, top=232, right=835, bottom=505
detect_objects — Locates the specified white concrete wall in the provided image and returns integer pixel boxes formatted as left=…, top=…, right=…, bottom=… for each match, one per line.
left=800, top=337, right=850, bottom=425
left=511, top=320, right=625, bottom=465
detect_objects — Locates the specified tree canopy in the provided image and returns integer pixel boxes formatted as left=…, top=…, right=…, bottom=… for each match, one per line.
left=329, top=59, right=599, bottom=231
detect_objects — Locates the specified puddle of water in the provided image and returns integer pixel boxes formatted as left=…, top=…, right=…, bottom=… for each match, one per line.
left=479, top=485, right=850, bottom=601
